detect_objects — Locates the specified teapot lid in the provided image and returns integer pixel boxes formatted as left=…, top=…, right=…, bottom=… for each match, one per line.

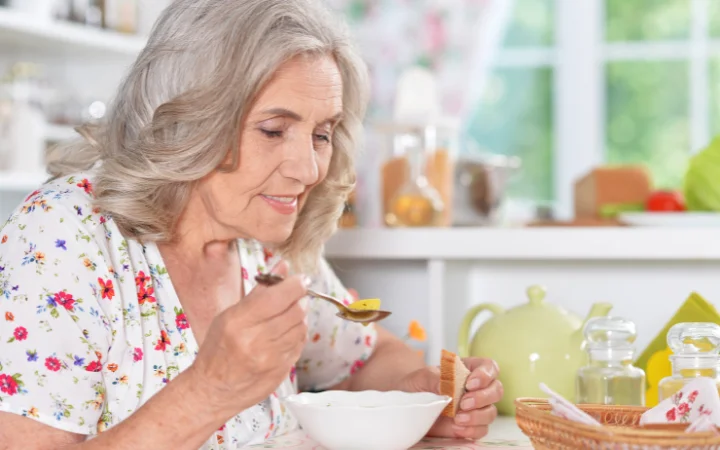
left=526, top=285, right=547, bottom=305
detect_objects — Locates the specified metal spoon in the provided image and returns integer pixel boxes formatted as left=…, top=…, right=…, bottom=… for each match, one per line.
left=254, top=273, right=392, bottom=325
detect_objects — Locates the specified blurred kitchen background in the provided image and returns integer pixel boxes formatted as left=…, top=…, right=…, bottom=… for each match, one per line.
left=2, top=0, right=720, bottom=368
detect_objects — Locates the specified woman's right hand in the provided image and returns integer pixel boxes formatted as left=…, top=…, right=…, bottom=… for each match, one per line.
left=188, top=258, right=308, bottom=419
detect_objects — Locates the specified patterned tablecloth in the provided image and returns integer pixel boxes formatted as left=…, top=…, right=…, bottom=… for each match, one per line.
left=247, top=417, right=532, bottom=449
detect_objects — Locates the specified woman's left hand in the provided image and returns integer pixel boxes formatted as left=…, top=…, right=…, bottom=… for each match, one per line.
left=397, top=357, right=503, bottom=440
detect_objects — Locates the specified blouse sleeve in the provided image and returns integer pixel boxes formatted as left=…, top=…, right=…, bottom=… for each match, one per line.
left=296, top=258, right=377, bottom=392
left=0, top=192, right=113, bottom=435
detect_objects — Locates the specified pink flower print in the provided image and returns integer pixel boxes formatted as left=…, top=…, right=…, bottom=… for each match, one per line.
left=54, top=291, right=76, bottom=311
left=290, top=366, right=296, bottom=384
left=241, top=267, right=248, bottom=280
left=688, top=390, right=699, bottom=403
left=0, top=374, right=19, bottom=396
left=175, top=310, right=189, bottom=330
left=666, top=407, right=677, bottom=421
left=13, top=326, right=27, bottom=341
left=45, top=357, right=61, bottom=372
left=133, top=347, right=143, bottom=362
left=678, top=402, right=690, bottom=416
left=85, top=360, right=103, bottom=372
left=24, top=190, right=40, bottom=202
left=350, top=359, right=365, bottom=375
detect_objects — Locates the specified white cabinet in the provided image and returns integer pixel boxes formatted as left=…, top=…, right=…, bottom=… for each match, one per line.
left=0, top=7, right=149, bottom=219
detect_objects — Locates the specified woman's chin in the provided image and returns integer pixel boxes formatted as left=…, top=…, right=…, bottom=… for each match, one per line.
left=251, top=227, right=294, bottom=245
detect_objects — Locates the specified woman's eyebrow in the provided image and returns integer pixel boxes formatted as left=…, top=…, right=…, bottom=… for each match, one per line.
left=260, top=107, right=303, bottom=121
left=260, top=108, right=344, bottom=125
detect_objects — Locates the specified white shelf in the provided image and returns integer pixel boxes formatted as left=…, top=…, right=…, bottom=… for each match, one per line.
left=325, top=227, right=720, bottom=261
left=0, top=171, right=48, bottom=192
left=0, top=8, right=146, bottom=57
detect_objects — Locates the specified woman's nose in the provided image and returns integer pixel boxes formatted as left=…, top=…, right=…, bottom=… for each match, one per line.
left=281, top=138, right=320, bottom=186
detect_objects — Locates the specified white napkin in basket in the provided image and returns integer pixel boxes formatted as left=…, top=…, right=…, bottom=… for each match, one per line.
left=539, top=383, right=602, bottom=426
left=640, top=377, right=720, bottom=432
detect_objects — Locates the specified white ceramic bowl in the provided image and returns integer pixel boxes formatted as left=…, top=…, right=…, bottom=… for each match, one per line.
left=284, top=390, right=451, bottom=450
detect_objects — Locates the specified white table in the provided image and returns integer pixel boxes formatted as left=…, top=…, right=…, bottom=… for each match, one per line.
left=248, top=416, right=532, bottom=449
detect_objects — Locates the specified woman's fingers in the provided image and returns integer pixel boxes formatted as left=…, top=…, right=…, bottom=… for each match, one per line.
left=459, top=380, right=504, bottom=411
left=454, top=405, right=498, bottom=428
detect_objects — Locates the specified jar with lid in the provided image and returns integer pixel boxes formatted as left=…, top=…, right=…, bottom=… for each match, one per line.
left=382, top=129, right=444, bottom=227
left=378, top=121, right=457, bottom=227
left=658, top=322, right=720, bottom=401
left=576, top=316, right=646, bottom=406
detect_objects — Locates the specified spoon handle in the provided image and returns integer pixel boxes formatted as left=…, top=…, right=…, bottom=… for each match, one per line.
left=306, top=289, right=347, bottom=313
left=254, top=273, right=347, bottom=312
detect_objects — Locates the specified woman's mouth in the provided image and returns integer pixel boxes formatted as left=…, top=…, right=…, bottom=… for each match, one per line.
left=261, top=194, right=299, bottom=214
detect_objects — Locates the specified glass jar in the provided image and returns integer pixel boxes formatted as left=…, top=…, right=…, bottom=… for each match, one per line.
left=378, top=120, right=458, bottom=227
left=658, top=322, right=720, bottom=402
left=576, top=316, right=645, bottom=406
left=384, top=132, right=444, bottom=227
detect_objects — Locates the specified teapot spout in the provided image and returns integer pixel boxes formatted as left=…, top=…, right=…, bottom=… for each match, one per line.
left=571, top=302, right=613, bottom=346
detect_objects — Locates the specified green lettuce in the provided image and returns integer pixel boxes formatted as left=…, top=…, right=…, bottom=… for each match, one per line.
left=684, top=136, right=720, bottom=211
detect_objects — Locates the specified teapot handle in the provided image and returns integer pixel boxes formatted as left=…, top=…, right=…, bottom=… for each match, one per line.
left=457, top=303, right=505, bottom=358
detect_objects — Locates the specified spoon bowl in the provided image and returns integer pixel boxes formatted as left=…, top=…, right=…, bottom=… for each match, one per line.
left=254, top=273, right=392, bottom=325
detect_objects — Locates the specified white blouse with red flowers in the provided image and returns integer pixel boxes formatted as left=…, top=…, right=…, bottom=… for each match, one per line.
left=0, top=173, right=376, bottom=448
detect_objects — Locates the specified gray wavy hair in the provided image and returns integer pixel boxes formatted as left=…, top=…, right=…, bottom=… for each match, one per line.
left=46, top=0, right=369, bottom=272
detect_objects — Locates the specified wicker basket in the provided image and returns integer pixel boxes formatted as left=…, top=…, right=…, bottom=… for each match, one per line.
left=514, top=397, right=720, bottom=450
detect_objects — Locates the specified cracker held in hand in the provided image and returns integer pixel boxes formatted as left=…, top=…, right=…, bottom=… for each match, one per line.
left=439, top=349, right=471, bottom=417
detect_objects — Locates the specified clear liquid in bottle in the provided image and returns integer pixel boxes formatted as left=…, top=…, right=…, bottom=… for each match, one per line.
left=658, top=322, right=720, bottom=402
left=576, top=316, right=645, bottom=406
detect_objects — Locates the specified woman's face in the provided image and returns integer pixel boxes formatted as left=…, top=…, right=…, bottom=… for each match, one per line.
left=194, top=54, right=344, bottom=244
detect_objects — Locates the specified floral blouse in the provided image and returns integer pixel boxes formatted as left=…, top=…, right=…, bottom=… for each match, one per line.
left=0, top=173, right=377, bottom=448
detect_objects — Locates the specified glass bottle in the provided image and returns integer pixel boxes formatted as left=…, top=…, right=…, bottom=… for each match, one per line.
left=576, top=316, right=645, bottom=406
left=384, top=132, right=444, bottom=227
left=658, top=322, right=720, bottom=402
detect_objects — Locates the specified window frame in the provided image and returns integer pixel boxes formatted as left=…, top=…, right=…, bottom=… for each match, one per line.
left=487, top=0, right=715, bottom=219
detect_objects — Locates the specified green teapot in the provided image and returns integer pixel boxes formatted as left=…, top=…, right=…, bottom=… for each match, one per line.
left=457, top=285, right=613, bottom=416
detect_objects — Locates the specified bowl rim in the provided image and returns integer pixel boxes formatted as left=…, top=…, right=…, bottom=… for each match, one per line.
left=283, top=389, right=452, bottom=411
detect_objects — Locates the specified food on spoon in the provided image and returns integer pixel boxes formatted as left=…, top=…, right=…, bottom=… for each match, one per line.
left=348, top=298, right=381, bottom=311
left=439, top=349, right=471, bottom=418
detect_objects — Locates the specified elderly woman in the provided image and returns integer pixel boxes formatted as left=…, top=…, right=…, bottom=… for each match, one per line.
left=0, top=0, right=502, bottom=448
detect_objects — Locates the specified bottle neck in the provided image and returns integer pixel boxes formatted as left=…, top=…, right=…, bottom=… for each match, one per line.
left=407, top=145, right=427, bottom=183
left=587, top=347, right=634, bottom=366
left=671, top=354, right=719, bottom=376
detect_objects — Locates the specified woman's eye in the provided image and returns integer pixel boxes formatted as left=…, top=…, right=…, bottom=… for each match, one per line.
left=261, top=129, right=283, bottom=138
left=313, top=133, right=331, bottom=143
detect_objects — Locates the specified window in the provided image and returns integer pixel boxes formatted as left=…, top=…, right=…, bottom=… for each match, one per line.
left=335, top=0, right=716, bottom=219
left=465, top=0, right=555, bottom=203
